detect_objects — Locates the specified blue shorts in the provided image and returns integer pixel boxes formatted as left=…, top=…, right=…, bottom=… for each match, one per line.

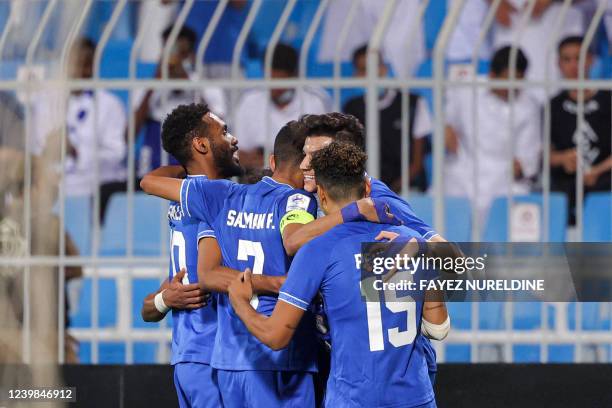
left=174, top=362, right=222, bottom=408
left=216, top=370, right=315, bottom=408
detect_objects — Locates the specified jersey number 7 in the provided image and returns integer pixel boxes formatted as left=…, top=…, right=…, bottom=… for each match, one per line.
left=237, top=239, right=265, bottom=309
left=364, top=270, right=417, bottom=351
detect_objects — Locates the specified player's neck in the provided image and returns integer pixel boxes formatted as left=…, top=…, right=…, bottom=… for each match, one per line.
left=185, top=162, right=215, bottom=179
left=325, top=198, right=353, bottom=214
left=271, top=170, right=300, bottom=189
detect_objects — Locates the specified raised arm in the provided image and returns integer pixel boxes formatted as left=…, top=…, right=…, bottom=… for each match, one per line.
left=139, top=165, right=185, bottom=201
left=283, top=198, right=401, bottom=256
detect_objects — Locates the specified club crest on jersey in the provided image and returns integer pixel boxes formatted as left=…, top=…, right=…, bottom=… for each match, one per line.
left=286, top=193, right=310, bottom=212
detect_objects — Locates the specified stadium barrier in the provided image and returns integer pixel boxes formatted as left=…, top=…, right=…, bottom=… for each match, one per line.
left=0, top=0, right=611, bottom=367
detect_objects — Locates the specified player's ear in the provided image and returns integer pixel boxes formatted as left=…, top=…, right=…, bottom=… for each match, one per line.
left=269, top=154, right=276, bottom=172
left=193, top=136, right=210, bottom=155
left=317, top=185, right=327, bottom=212
left=364, top=178, right=372, bottom=197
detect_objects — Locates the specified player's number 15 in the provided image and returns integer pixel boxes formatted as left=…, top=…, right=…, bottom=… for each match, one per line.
left=364, top=270, right=417, bottom=351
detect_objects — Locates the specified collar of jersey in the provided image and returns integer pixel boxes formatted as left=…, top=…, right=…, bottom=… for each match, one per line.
left=186, top=174, right=208, bottom=178
left=262, top=176, right=292, bottom=188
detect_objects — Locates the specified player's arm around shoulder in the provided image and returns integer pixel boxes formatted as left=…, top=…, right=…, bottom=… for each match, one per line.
left=282, top=194, right=400, bottom=256
left=197, top=233, right=285, bottom=295
left=139, top=165, right=185, bottom=201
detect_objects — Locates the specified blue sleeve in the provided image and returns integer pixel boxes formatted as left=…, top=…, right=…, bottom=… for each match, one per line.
left=180, top=178, right=235, bottom=223
left=197, top=221, right=216, bottom=242
left=278, top=240, right=328, bottom=311
left=370, top=179, right=437, bottom=240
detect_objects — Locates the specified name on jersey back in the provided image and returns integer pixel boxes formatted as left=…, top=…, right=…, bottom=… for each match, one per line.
left=226, top=210, right=275, bottom=230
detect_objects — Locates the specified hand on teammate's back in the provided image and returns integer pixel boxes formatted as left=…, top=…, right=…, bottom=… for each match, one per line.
left=163, top=269, right=208, bottom=310
left=228, top=268, right=254, bottom=308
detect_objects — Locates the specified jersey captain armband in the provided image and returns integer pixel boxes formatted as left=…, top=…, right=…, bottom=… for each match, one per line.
left=279, top=210, right=315, bottom=234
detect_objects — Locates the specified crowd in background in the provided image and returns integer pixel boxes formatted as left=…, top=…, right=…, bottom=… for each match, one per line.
left=2, top=0, right=612, bottom=229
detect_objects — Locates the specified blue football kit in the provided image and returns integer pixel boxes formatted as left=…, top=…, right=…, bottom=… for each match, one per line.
left=167, top=175, right=221, bottom=408
left=180, top=176, right=319, bottom=407
left=279, top=221, right=436, bottom=408
left=369, top=176, right=438, bottom=382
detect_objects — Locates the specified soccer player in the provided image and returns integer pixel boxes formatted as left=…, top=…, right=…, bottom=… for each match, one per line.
left=141, top=118, right=398, bottom=407
left=294, top=112, right=447, bottom=385
left=140, top=103, right=241, bottom=408
left=228, top=142, right=449, bottom=407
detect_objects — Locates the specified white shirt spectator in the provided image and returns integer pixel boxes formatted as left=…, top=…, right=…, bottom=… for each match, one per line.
left=234, top=87, right=330, bottom=152
left=318, top=0, right=425, bottom=77
left=442, top=81, right=541, bottom=225
left=493, top=0, right=584, bottom=103
left=64, top=90, right=127, bottom=196
left=132, top=72, right=227, bottom=121
left=446, top=0, right=490, bottom=61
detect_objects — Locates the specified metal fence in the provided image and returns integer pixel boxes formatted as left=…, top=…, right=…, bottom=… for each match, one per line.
left=0, top=0, right=611, bottom=365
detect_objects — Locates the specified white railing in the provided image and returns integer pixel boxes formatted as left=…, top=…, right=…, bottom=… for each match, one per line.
left=0, top=0, right=611, bottom=364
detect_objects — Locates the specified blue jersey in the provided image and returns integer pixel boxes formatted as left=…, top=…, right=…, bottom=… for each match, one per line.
left=167, top=176, right=217, bottom=365
left=279, top=222, right=434, bottom=408
left=369, top=177, right=438, bottom=240
left=180, top=176, right=319, bottom=372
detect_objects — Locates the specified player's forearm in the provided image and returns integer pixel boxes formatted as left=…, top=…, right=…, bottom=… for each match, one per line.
left=231, top=298, right=287, bottom=350
left=202, top=266, right=284, bottom=295
left=141, top=293, right=167, bottom=322
left=283, top=212, right=343, bottom=256
left=252, top=275, right=286, bottom=295
left=140, top=166, right=184, bottom=201
left=423, top=301, right=448, bottom=325
left=201, top=266, right=238, bottom=293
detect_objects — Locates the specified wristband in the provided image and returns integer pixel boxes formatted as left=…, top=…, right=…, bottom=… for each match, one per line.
left=154, top=290, right=170, bottom=314
left=372, top=199, right=403, bottom=226
left=341, top=202, right=365, bottom=223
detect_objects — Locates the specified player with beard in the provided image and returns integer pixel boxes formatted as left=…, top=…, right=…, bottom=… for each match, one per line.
left=140, top=119, right=399, bottom=407
left=140, top=103, right=242, bottom=408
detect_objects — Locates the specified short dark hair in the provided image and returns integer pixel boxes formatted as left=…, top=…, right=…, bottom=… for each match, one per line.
left=299, top=112, right=365, bottom=149
left=311, top=142, right=367, bottom=202
left=490, top=46, right=529, bottom=76
left=273, top=120, right=307, bottom=169
left=161, top=103, right=210, bottom=167
left=272, top=43, right=298, bottom=74
left=162, top=25, right=197, bottom=51
left=352, top=44, right=368, bottom=66
left=558, top=35, right=590, bottom=54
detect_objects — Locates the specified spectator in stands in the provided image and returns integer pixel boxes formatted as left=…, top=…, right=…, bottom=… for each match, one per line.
left=133, top=25, right=226, bottom=179
left=491, top=0, right=584, bottom=104
left=343, top=45, right=432, bottom=192
left=550, top=36, right=612, bottom=225
left=318, top=0, right=425, bottom=78
left=101, top=26, right=227, bottom=221
left=443, top=46, right=541, bottom=226
left=234, top=43, right=330, bottom=170
left=63, top=38, right=127, bottom=201
left=184, top=0, right=250, bottom=78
